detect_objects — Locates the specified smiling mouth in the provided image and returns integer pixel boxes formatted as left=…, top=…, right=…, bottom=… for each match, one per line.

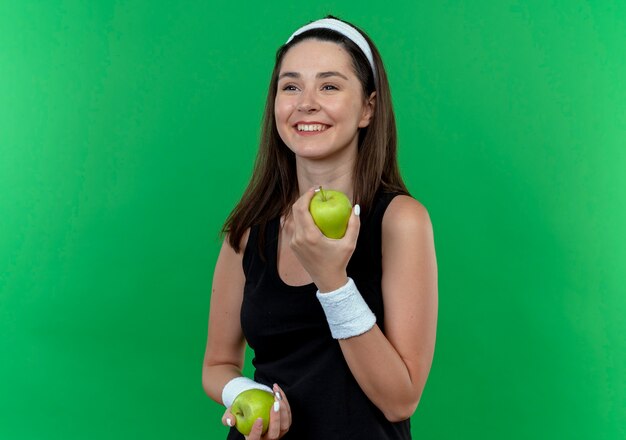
left=296, top=123, right=330, bottom=132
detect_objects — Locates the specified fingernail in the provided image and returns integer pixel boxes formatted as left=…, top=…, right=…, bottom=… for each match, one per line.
left=273, top=384, right=283, bottom=400
left=274, top=401, right=280, bottom=412
left=314, top=187, right=321, bottom=193
left=354, top=204, right=361, bottom=216
left=226, top=417, right=232, bottom=427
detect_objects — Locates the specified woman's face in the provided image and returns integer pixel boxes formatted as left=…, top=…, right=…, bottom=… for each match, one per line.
left=274, top=39, right=374, bottom=162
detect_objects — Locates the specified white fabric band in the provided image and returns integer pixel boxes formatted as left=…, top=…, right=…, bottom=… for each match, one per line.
left=316, top=278, right=377, bottom=339
left=221, top=376, right=273, bottom=408
left=286, top=18, right=377, bottom=82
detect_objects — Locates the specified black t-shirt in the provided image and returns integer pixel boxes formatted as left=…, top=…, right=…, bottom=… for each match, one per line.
left=227, top=191, right=411, bottom=440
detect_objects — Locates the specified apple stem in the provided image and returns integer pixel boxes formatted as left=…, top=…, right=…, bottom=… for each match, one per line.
left=319, top=186, right=327, bottom=202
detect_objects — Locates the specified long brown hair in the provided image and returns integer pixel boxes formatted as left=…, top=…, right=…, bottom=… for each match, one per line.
left=224, top=16, right=409, bottom=252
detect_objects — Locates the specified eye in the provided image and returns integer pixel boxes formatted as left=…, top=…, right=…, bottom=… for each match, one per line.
left=281, top=84, right=299, bottom=92
left=322, top=84, right=339, bottom=91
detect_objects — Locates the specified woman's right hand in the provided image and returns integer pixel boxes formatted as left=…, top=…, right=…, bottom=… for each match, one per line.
left=287, top=187, right=361, bottom=293
left=221, top=384, right=292, bottom=440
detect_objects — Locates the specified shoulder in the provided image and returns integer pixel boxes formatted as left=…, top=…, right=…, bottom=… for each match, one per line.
left=380, top=195, right=435, bottom=263
left=221, top=228, right=251, bottom=263
left=382, top=195, right=433, bottom=236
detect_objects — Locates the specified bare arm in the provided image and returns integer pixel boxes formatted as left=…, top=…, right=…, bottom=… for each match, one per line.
left=289, top=192, right=438, bottom=421
left=202, top=232, right=295, bottom=439
left=202, top=233, right=249, bottom=404
left=338, top=196, right=438, bottom=421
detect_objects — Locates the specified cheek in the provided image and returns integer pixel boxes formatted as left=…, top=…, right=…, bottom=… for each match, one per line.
left=327, top=96, right=364, bottom=121
left=351, top=100, right=369, bottom=125
left=274, top=98, right=294, bottom=124
left=274, top=101, right=292, bottom=143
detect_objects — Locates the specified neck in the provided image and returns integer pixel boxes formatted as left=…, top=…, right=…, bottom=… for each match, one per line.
left=295, top=155, right=355, bottom=202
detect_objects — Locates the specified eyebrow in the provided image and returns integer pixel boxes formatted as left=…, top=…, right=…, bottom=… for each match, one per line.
left=278, top=71, right=349, bottom=81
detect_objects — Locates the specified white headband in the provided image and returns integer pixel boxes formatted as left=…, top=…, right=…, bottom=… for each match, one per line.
left=286, top=18, right=377, bottom=83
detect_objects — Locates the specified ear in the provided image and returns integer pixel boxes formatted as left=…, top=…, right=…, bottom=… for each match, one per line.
left=358, top=91, right=376, bottom=128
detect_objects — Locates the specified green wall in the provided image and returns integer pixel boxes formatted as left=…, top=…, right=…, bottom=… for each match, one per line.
left=1, top=1, right=624, bottom=438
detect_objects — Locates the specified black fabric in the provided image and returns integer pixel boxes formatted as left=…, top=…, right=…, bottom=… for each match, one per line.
left=227, top=191, right=411, bottom=439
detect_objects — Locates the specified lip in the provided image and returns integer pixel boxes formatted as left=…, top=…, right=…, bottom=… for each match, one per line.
left=292, top=121, right=332, bottom=136
left=293, top=121, right=330, bottom=126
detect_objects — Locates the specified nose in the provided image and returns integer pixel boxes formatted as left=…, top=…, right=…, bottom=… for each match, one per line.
left=298, top=103, right=317, bottom=113
left=297, top=89, right=319, bottom=113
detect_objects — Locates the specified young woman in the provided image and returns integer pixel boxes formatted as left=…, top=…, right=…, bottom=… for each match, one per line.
left=202, top=16, right=438, bottom=440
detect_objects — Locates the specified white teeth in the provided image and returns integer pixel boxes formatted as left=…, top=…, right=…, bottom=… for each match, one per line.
left=297, top=124, right=328, bottom=132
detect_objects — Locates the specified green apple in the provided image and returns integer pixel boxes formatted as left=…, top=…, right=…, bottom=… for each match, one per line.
left=309, top=187, right=353, bottom=239
left=230, top=389, right=274, bottom=436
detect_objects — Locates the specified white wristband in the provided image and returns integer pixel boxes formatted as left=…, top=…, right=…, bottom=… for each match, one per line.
left=221, top=377, right=273, bottom=408
left=316, top=278, right=377, bottom=339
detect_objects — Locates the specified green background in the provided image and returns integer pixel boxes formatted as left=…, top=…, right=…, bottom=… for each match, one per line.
left=1, top=1, right=625, bottom=438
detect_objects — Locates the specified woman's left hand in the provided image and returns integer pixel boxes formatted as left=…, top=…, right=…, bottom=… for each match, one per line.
left=287, top=187, right=360, bottom=292
left=222, top=384, right=292, bottom=440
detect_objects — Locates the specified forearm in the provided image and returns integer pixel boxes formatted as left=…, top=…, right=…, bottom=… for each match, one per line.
left=315, top=278, right=428, bottom=421
left=338, top=325, right=426, bottom=422
left=202, top=362, right=244, bottom=405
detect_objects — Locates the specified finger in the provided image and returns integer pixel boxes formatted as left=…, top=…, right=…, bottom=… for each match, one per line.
left=291, top=187, right=318, bottom=227
left=278, top=397, right=291, bottom=433
left=291, top=188, right=323, bottom=246
left=342, top=204, right=361, bottom=246
left=245, top=418, right=264, bottom=440
left=273, top=384, right=292, bottom=430
left=272, top=383, right=283, bottom=403
left=221, top=408, right=236, bottom=428
left=266, top=399, right=281, bottom=439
